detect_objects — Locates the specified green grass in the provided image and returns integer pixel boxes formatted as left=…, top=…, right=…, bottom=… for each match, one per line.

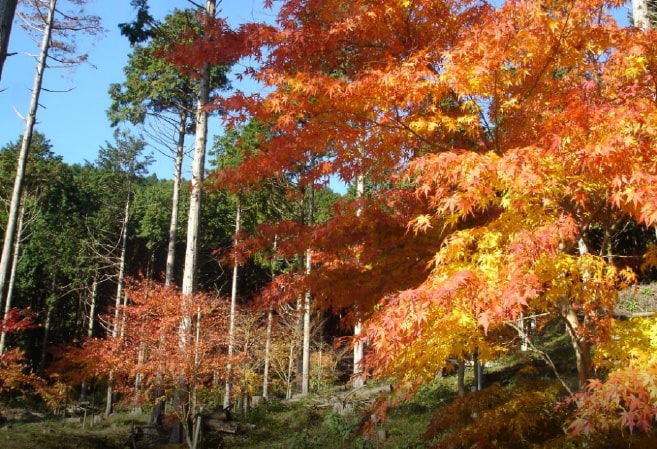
left=5, top=318, right=654, bottom=448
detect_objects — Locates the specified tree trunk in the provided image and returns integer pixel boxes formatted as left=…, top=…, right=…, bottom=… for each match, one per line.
left=80, top=274, right=98, bottom=401
left=0, top=0, right=56, bottom=311
left=263, top=236, right=278, bottom=399
left=301, top=277, right=311, bottom=395
left=0, top=0, right=18, bottom=83
left=177, top=2, right=215, bottom=444
left=286, top=332, right=295, bottom=400
left=457, top=359, right=466, bottom=396
left=0, top=198, right=25, bottom=355
left=39, top=292, right=54, bottom=376
left=106, top=172, right=133, bottom=417
left=88, top=275, right=98, bottom=337
left=353, top=174, right=365, bottom=389
left=165, top=110, right=187, bottom=287
left=560, top=300, right=592, bottom=390
left=262, top=306, right=272, bottom=398
left=224, top=199, right=241, bottom=409
left=560, top=236, right=594, bottom=390
left=182, top=0, right=214, bottom=296
left=632, top=0, right=650, bottom=30
left=301, top=181, right=314, bottom=395
left=115, top=189, right=131, bottom=338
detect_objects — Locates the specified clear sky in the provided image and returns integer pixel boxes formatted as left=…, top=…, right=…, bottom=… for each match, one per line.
left=0, top=0, right=277, bottom=179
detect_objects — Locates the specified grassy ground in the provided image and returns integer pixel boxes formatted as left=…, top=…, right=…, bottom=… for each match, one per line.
left=0, top=380, right=448, bottom=449
left=0, top=412, right=143, bottom=449
left=3, top=318, right=655, bottom=448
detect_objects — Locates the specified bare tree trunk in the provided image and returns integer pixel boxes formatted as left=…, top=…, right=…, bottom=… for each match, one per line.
left=115, top=191, right=131, bottom=338
left=301, top=182, right=314, bottom=396
left=165, top=110, right=187, bottom=287
left=80, top=274, right=99, bottom=401
left=301, top=266, right=311, bottom=395
left=286, top=331, right=295, bottom=400
left=224, top=199, right=241, bottom=409
left=88, top=275, right=98, bottom=337
left=0, top=199, right=25, bottom=355
left=353, top=174, right=365, bottom=388
left=263, top=236, right=278, bottom=399
left=182, top=0, right=214, bottom=296
left=560, top=299, right=592, bottom=390
left=177, top=2, right=215, bottom=443
left=262, top=306, right=272, bottom=399
left=559, top=237, right=593, bottom=390
left=0, top=0, right=56, bottom=312
left=105, top=184, right=132, bottom=416
left=633, top=0, right=650, bottom=30
left=0, top=0, right=18, bottom=83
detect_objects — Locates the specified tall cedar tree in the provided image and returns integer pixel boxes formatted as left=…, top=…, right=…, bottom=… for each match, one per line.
left=109, top=8, right=230, bottom=286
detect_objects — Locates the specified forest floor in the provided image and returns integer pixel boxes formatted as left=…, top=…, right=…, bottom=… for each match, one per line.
left=0, top=381, right=443, bottom=449
left=0, top=320, right=602, bottom=449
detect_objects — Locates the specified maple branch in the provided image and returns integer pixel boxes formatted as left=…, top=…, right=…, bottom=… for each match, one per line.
left=505, top=320, right=573, bottom=396
left=522, top=0, right=576, bottom=102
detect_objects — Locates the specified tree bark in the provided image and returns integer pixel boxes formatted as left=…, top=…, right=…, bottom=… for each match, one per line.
left=353, top=174, right=365, bottom=389
left=115, top=188, right=132, bottom=339
left=165, top=110, right=187, bottom=287
left=181, top=0, right=215, bottom=296
left=0, top=0, right=56, bottom=313
left=560, top=300, right=593, bottom=390
left=561, top=236, right=593, bottom=390
left=301, top=181, right=314, bottom=395
left=0, top=0, right=18, bottom=83
left=176, top=1, right=215, bottom=444
left=262, top=306, right=272, bottom=398
left=39, top=277, right=57, bottom=376
left=80, top=274, right=98, bottom=401
left=224, top=199, right=241, bottom=408
left=0, top=198, right=25, bottom=355
left=632, top=0, right=650, bottom=30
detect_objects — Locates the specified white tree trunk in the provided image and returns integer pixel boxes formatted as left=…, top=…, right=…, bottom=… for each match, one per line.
left=175, top=1, right=215, bottom=443
left=165, top=110, right=187, bottom=287
left=301, top=182, right=314, bottom=395
left=301, top=262, right=311, bottom=395
left=115, top=190, right=131, bottom=339
left=263, top=236, right=277, bottom=399
left=0, top=199, right=25, bottom=355
left=633, top=0, right=650, bottom=30
left=106, top=167, right=133, bottom=416
left=0, top=0, right=56, bottom=312
left=181, top=0, right=215, bottom=296
left=88, top=275, right=98, bottom=337
left=353, top=174, right=365, bottom=388
left=80, top=274, right=98, bottom=401
left=286, top=330, right=295, bottom=399
left=224, top=199, right=241, bottom=409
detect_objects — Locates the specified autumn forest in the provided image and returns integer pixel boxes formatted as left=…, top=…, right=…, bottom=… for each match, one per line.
left=2, top=0, right=657, bottom=448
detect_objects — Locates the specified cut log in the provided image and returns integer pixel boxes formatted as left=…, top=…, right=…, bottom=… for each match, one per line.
left=203, top=418, right=239, bottom=434
left=199, top=407, right=231, bottom=421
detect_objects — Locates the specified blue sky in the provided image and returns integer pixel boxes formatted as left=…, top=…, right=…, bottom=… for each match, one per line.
left=0, top=0, right=277, bottom=179
left=0, top=1, right=633, bottom=181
